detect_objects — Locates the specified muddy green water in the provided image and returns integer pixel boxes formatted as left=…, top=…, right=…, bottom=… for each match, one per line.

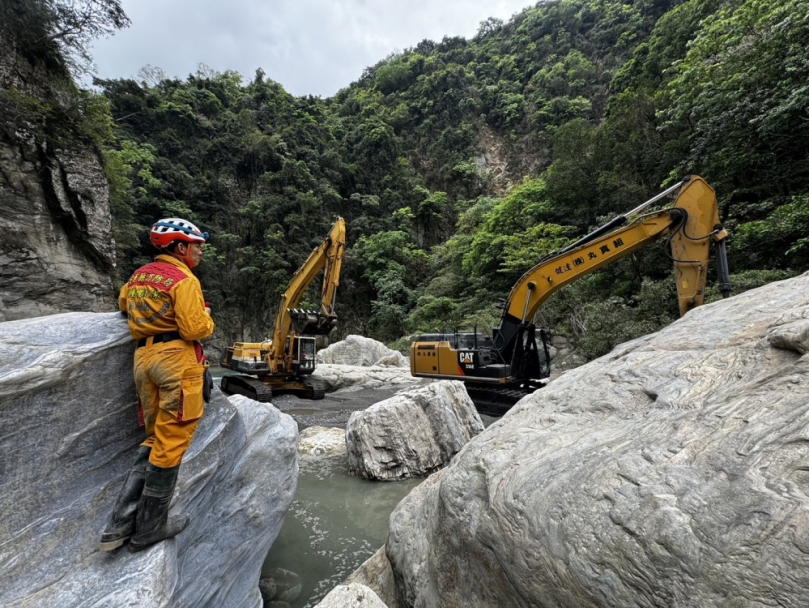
left=210, top=366, right=493, bottom=606
left=262, top=453, right=422, bottom=607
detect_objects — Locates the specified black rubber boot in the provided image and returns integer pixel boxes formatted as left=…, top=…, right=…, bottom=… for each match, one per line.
left=99, top=446, right=151, bottom=551
left=128, top=463, right=189, bottom=553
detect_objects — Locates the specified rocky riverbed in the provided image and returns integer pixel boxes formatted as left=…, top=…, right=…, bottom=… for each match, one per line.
left=272, top=386, right=410, bottom=430
left=262, top=383, right=499, bottom=432
left=12, top=270, right=803, bottom=608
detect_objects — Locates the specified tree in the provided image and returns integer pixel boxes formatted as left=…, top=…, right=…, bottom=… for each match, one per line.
left=1, top=0, right=130, bottom=74
left=660, top=0, right=809, bottom=200
left=137, top=64, right=167, bottom=87
left=476, top=17, right=504, bottom=40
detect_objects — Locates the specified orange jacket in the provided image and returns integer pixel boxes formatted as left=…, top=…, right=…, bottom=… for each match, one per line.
left=118, top=254, right=215, bottom=341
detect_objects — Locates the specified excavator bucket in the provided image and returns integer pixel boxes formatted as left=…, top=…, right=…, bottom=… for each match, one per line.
left=288, top=309, right=338, bottom=336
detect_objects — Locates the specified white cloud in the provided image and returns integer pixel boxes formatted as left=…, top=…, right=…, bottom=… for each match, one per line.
left=89, top=0, right=534, bottom=96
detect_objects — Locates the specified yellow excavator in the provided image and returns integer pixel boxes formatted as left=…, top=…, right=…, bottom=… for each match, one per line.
left=410, top=176, right=732, bottom=414
left=220, top=218, right=347, bottom=401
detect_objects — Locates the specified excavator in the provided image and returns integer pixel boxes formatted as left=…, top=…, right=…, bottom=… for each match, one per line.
left=220, top=218, right=346, bottom=402
left=410, top=175, right=732, bottom=415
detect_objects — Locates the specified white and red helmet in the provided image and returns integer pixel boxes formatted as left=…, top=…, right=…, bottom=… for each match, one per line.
left=150, top=218, right=208, bottom=250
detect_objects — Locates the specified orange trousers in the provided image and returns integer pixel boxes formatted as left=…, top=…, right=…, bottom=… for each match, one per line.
left=133, top=339, right=207, bottom=468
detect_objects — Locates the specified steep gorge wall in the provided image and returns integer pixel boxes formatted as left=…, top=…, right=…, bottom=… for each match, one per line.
left=0, top=32, right=116, bottom=321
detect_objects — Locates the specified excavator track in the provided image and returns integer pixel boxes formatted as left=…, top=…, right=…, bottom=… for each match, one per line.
left=220, top=375, right=274, bottom=402
left=466, top=385, right=536, bottom=417
left=300, top=376, right=327, bottom=400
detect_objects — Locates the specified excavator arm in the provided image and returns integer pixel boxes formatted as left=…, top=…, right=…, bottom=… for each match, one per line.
left=221, top=217, right=346, bottom=384
left=494, top=176, right=729, bottom=360
left=270, top=218, right=347, bottom=362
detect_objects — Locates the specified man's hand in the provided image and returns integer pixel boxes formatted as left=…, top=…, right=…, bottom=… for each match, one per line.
left=204, top=301, right=211, bottom=316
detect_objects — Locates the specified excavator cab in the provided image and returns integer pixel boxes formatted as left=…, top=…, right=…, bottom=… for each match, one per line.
left=536, top=328, right=552, bottom=375
left=291, top=336, right=317, bottom=375
left=221, top=342, right=272, bottom=375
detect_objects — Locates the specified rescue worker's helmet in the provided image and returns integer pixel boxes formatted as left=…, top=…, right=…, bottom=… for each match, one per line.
left=150, top=218, right=209, bottom=250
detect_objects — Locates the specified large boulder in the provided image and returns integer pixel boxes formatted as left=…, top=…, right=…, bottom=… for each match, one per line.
left=0, top=312, right=298, bottom=607
left=312, top=363, right=424, bottom=391
left=386, top=272, right=809, bottom=607
left=344, top=547, right=400, bottom=608
left=260, top=568, right=302, bottom=604
left=375, top=352, right=409, bottom=367
left=346, top=381, right=483, bottom=480
left=317, top=335, right=407, bottom=367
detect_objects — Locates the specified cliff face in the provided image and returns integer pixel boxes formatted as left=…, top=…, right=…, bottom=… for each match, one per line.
left=0, top=32, right=116, bottom=321
left=0, top=312, right=298, bottom=607
left=386, top=272, right=809, bottom=607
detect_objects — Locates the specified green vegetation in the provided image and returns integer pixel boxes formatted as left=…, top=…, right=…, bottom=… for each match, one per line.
left=8, top=0, right=809, bottom=361
left=0, top=0, right=129, bottom=75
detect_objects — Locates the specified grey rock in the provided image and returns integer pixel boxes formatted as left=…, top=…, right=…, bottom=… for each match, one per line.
left=317, top=335, right=406, bottom=367
left=0, top=136, right=116, bottom=321
left=385, top=469, right=446, bottom=608
left=375, top=352, right=409, bottom=367
left=0, top=33, right=116, bottom=322
left=259, top=578, right=277, bottom=602
left=298, top=426, right=347, bottom=458
left=266, top=602, right=291, bottom=608
left=313, top=363, right=427, bottom=392
left=344, top=546, right=400, bottom=608
left=314, top=583, right=388, bottom=608
left=553, top=335, right=568, bottom=346
left=386, top=272, right=809, bottom=607
left=346, top=381, right=483, bottom=480
left=263, top=568, right=302, bottom=603
left=0, top=312, right=298, bottom=607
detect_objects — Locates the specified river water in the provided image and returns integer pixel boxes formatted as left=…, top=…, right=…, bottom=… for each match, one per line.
left=211, top=367, right=494, bottom=607
left=262, top=452, right=422, bottom=607
left=211, top=367, right=423, bottom=606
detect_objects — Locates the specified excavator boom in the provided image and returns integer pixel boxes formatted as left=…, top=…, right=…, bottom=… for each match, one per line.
left=271, top=218, right=347, bottom=357
left=496, top=176, right=727, bottom=359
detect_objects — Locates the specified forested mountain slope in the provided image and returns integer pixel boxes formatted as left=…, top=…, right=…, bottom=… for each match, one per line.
left=87, top=0, right=809, bottom=356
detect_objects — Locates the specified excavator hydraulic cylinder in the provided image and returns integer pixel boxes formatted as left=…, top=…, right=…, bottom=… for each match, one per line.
left=716, top=239, right=732, bottom=298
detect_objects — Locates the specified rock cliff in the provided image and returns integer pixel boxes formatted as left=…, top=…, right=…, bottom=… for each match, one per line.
left=386, top=272, right=809, bottom=607
left=0, top=312, right=298, bottom=607
left=0, top=32, right=116, bottom=321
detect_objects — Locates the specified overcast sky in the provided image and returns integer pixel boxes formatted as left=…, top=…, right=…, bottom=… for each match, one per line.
left=89, top=0, right=534, bottom=97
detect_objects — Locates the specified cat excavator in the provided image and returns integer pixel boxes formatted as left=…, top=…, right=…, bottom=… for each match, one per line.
left=410, top=175, right=732, bottom=415
left=220, top=218, right=346, bottom=402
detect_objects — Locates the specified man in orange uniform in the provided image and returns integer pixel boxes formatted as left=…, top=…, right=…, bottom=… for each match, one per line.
left=100, top=218, right=215, bottom=553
